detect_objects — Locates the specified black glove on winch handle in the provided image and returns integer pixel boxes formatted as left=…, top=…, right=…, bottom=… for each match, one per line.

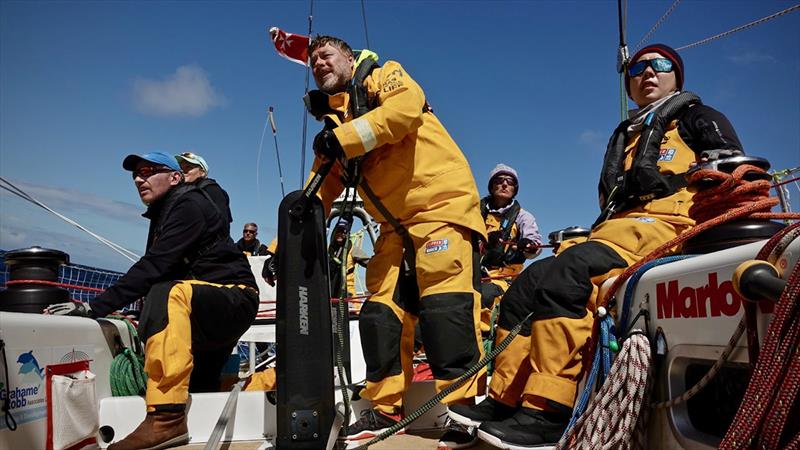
left=289, top=118, right=338, bottom=219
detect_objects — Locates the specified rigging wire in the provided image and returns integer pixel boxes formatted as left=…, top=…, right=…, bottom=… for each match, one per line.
left=269, top=106, right=286, bottom=197
left=300, top=0, right=314, bottom=185
left=0, top=177, right=139, bottom=263
left=616, top=0, right=630, bottom=120
left=676, top=4, right=800, bottom=51
left=632, top=0, right=682, bottom=53
left=255, top=113, right=270, bottom=206
left=360, top=0, right=371, bottom=49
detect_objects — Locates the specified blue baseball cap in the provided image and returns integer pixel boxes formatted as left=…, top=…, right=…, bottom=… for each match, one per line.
left=122, top=151, right=181, bottom=172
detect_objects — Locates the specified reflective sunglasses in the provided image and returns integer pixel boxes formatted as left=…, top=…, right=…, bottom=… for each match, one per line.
left=181, top=152, right=197, bottom=159
left=132, top=166, right=173, bottom=180
left=243, top=229, right=257, bottom=235
left=627, top=58, right=673, bottom=77
left=492, top=176, right=517, bottom=187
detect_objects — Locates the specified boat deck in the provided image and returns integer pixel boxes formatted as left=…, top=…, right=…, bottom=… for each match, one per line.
left=174, top=432, right=500, bottom=449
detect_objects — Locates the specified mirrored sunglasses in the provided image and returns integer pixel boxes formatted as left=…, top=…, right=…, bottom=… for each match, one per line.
left=628, top=58, right=673, bottom=77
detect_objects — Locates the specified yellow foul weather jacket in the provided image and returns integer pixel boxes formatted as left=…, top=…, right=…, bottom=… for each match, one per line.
left=309, top=60, right=486, bottom=238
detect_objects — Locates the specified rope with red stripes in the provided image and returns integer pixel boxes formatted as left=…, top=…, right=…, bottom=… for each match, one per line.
left=556, top=333, right=652, bottom=450
left=720, top=221, right=800, bottom=449
left=595, top=164, right=798, bottom=333
left=572, top=164, right=798, bottom=447
left=5, top=279, right=105, bottom=293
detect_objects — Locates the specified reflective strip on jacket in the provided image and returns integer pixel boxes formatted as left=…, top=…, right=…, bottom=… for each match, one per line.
left=309, top=60, right=486, bottom=238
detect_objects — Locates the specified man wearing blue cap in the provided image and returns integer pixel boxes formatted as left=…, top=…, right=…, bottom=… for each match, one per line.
left=46, top=151, right=258, bottom=450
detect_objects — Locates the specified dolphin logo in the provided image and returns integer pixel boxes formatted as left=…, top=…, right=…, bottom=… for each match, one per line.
left=17, top=351, right=44, bottom=380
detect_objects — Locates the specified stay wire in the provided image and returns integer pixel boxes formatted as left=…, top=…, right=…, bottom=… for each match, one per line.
left=360, top=0, right=371, bottom=49
left=632, top=0, right=682, bottom=53
left=617, top=0, right=630, bottom=120
left=300, top=0, right=314, bottom=185
left=0, top=177, right=139, bottom=263
left=256, top=115, right=269, bottom=206
left=676, top=4, right=800, bottom=51
left=269, top=107, right=286, bottom=197
left=617, top=0, right=627, bottom=47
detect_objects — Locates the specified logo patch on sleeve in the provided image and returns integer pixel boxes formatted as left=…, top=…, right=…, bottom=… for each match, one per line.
left=658, top=148, right=676, bottom=162
left=425, top=239, right=449, bottom=254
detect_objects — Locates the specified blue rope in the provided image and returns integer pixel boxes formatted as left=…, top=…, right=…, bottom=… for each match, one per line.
left=563, top=255, right=695, bottom=439
left=563, top=314, right=615, bottom=436
left=619, top=255, right=694, bottom=331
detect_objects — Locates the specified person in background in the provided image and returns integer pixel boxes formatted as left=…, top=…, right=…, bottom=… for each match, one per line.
left=236, top=222, right=270, bottom=256
left=441, top=163, right=543, bottom=446
left=448, top=43, right=745, bottom=449
left=175, top=151, right=233, bottom=227
left=176, top=151, right=209, bottom=183
left=478, top=163, right=542, bottom=333
left=46, top=151, right=258, bottom=450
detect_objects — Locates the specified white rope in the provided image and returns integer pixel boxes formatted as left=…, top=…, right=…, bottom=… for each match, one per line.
left=0, top=177, right=139, bottom=263
left=676, top=4, right=800, bottom=51
left=557, top=333, right=652, bottom=450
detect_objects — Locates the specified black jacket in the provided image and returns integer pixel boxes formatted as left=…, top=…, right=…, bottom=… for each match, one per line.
left=91, top=182, right=257, bottom=317
left=236, top=238, right=270, bottom=256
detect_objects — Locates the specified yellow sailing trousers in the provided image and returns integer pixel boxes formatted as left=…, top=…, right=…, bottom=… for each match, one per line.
left=488, top=216, right=686, bottom=410
left=359, top=221, right=485, bottom=414
left=141, top=280, right=258, bottom=410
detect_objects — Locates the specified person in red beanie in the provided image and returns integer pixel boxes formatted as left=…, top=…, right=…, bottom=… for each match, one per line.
left=447, top=43, right=745, bottom=449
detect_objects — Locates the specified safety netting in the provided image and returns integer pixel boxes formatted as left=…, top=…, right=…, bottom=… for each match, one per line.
left=0, top=249, right=125, bottom=304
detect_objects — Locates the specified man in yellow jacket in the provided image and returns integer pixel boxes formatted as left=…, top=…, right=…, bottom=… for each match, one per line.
left=448, top=43, right=745, bottom=449
left=302, top=35, right=487, bottom=448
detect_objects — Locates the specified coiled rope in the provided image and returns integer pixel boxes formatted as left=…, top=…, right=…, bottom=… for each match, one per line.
left=566, top=163, right=799, bottom=449
left=557, top=332, right=651, bottom=450
left=720, top=221, right=800, bottom=450
left=596, top=164, right=799, bottom=324
left=107, top=316, right=147, bottom=397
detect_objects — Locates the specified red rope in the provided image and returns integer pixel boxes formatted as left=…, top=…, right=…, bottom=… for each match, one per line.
left=5, top=279, right=106, bottom=293
left=719, top=222, right=800, bottom=449
left=584, top=165, right=799, bottom=409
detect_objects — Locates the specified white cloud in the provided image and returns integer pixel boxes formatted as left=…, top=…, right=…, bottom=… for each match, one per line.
left=727, top=52, right=776, bottom=65
left=1, top=179, right=143, bottom=222
left=133, top=64, right=227, bottom=117
left=578, top=129, right=606, bottom=148
left=0, top=222, right=134, bottom=272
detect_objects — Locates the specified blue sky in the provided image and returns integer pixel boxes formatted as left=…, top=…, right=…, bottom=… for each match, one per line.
left=1, top=1, right=798, bottom=272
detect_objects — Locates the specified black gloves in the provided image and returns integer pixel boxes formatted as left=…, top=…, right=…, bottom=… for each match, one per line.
left=262, top=253, right=278, bottom=287
left=313, top=129, right=345, bottom=161
left=516, top=238, right=537, bottom=254
left=44, top=301, right=93, bottom=317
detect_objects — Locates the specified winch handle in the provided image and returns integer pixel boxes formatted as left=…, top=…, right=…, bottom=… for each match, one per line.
left=686, top=154, right=771, bottom=176
left=733, top=260, right=786, bottom=303
left=289, top=116, right=339, bottom=219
